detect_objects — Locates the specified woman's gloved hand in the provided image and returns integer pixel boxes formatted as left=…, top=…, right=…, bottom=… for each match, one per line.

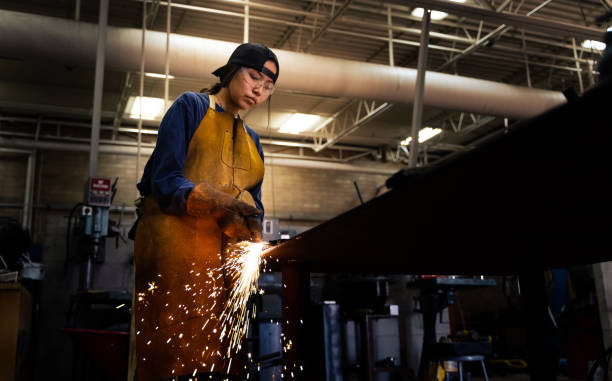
left=246, top=216, right=263, bottom=242
left=186, top=182, right=262, bottom=241
left=218, top=213, right=262, bottom=243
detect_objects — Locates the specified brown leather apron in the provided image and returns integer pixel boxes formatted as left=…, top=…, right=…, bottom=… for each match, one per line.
left=134, top=95, right=264, bottom=381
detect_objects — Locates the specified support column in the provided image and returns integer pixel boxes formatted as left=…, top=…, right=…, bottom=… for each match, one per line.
left=75, top=0, right=81, bottom=21
left=593, top=262, right=612, bottom=349
left=23, top=150, right=36, bottom=231
left=136, top=0, right=147, bottom=198
left=409, top=9, right=431, bottom=168
left=281, top=262, right=310, bottom=381
left=571, top=38, right=585, bottom=93
left=243, top=0, right=249, bottom=43
left=521, top=30, right=532, bottom=88
left=387, top=5, right=394, bottom=67
left=89, top=0, right=109, bottom=178
left=164, top=0, right=171, bottom=112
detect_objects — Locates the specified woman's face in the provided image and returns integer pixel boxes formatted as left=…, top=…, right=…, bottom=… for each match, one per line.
left=227, top=60, right=277, bottom=111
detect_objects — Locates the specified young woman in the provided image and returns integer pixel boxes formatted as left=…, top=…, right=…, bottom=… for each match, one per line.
left=133, top=43, right=278, bottom=381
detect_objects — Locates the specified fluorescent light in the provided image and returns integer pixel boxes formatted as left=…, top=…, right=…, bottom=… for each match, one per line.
left=400, top=127, right=442, bottom=145
left=128, top=96, right=166, bottom=120
left=582, top=40, right=606, bottom=50
left=145, top=72, right=175, bottom=79
left=411, top=7, right=448, bottom=20
left=279, top=113, right=324, bottom=134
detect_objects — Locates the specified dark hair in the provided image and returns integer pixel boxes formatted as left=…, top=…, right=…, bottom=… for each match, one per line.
left=200, top=64, right=242, bottom=94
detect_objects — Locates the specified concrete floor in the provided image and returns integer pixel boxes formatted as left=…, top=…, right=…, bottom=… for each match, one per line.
left=471, top=376, right=530, bottom=381
left=469, top=375, right=580, bottom=381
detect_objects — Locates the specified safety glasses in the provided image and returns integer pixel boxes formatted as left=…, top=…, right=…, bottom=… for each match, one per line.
left=240, top=67, right=275, bottom=95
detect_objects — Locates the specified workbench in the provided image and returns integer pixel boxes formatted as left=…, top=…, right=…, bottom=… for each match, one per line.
left=0, top=283, right=32, bottom=381
left=266, top=80, right=612, bottom=380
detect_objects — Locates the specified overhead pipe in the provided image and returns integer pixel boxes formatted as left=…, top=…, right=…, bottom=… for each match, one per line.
left=0, top=115, right=375, bottom=152
left=0, top=10, right=566, bottom=119
left=0, top=136, right=399, bottom=175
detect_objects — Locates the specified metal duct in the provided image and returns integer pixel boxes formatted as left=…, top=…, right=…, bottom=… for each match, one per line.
left=0, top=10, right=566, bottom=119
left=265, top=157, right=399, bottom=175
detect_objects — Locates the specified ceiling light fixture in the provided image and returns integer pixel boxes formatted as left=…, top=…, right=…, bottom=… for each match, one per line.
left=582, top=40, right=606, bottom=50
left=127, top=96, right=166, bottom=120
left=400, top=127, right=442, bottom=145
left=411, top=0, right=465, bottom=20
left=411, top=8, right=448, bottom=20
left=279, top=113, right=325, bottom=134
left=145, top=72, right=175, bottom=79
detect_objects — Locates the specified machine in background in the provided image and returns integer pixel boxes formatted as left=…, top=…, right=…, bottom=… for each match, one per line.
left=66, top=177, right=125, bottom=290
left=63, top=177, right=131, bottom=381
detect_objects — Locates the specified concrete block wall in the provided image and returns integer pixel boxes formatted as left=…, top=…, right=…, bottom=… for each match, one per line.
left=37, top=150, right=144, bottom=206
left=262, top=164, right=388, bottom=221
left=0, top=152, right=28, bottom=221
left=31, top=150, right=389, bottom=222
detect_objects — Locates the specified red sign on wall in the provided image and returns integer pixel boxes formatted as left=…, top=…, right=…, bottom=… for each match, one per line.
left=90, top=178, right=111, bottom=191
left=88, top=177, right=112, bottom=207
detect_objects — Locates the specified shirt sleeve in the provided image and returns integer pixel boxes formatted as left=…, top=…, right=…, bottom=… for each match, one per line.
left=141, top=93, right=207, bottom=214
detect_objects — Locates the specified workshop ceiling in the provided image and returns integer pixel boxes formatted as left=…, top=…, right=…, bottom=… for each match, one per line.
left=0, top=0, right=609, bottom=166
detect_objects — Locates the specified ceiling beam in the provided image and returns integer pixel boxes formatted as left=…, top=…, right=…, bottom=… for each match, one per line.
left=137, top=0, right=601, bottom=63
left=303, top=0, right=354, bottom=52
left=436, top=0, right=557, bottom=72
left=274, top=1, right=319, bottom=49
left=385, top=0, right=604, bottom=40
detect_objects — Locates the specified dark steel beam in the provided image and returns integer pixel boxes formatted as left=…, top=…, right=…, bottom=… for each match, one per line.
left=266, top=81, right=612, bottom=276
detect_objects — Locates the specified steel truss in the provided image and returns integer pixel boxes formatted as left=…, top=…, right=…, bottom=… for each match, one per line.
left=424, top=113, right=496, bottom=150
left=312, top=99, right=393, bottom=152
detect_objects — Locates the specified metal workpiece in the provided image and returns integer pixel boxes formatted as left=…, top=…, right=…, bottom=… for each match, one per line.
left=265, top=80, right=612, bottom=275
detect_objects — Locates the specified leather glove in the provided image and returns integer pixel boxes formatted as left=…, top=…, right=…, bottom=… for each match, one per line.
left=218, top=213, right=252, bottom=243
left=186, top=182, right=260, bottom=218
left=187, top=182, right=262, bottom=242
left=246, top=216, right=263, bottom=242
left=218, top=214, right=263, bottom=243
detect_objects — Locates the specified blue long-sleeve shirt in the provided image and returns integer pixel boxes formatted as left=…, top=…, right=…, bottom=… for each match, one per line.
left=137, top=91, right=265, bottom=217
